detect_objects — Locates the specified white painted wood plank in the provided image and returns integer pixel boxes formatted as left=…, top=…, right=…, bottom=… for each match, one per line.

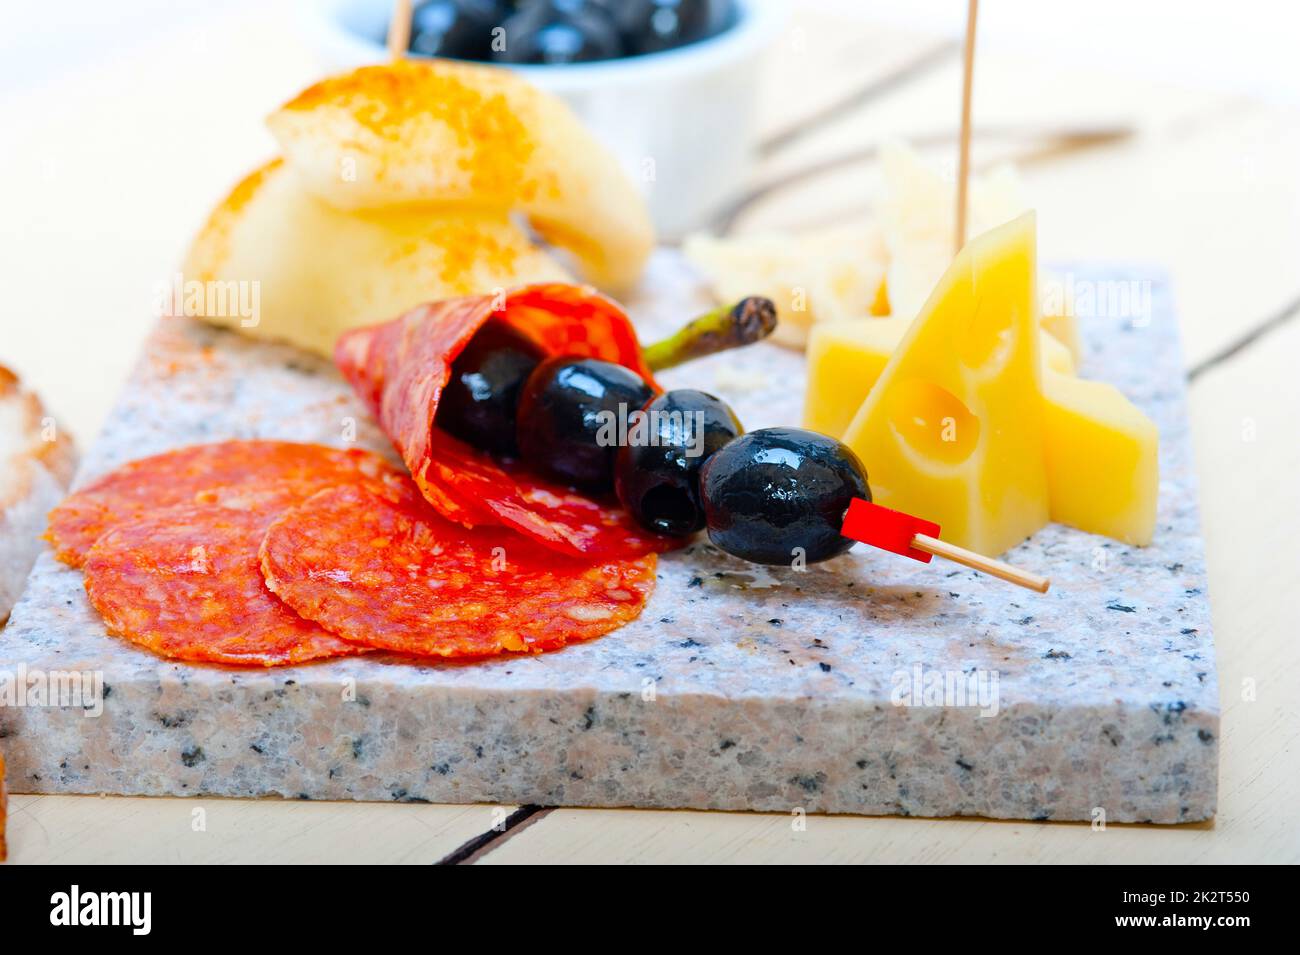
left=4, top=793, right=511, bottom=864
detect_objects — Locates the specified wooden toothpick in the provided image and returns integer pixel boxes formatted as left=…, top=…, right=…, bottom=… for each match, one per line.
left=388, top=0, right=413, bottom=59
left=911, top=534, right=1050, bottom=593
left=954, top=0, right=979, bottom=254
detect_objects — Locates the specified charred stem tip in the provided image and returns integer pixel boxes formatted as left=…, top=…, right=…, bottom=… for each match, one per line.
left=731, top=296, right=779, bottom=342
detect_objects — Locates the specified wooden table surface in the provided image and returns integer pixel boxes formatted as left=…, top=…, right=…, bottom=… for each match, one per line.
left=2, top=2, right=1297, bottom=864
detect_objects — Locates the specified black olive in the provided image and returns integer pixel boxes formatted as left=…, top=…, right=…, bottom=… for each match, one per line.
left=516, top=356, right=654, bottom=491
left=435, top=319, right=544, bottom=457
left=493, top=0, right=623, bottom=65
left=407, top=0, right=508, bottom=61
left=614, top=389, right=743, bottom=536
left=613, top=0, right=732, bottom=56
left=699, top=427, right=870, bottom=565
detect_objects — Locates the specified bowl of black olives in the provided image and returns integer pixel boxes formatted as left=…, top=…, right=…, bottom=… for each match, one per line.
left=305, top=0, right=789, bottom=237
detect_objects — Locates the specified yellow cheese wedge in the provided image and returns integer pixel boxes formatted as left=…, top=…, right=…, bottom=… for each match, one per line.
left=841, top=213, right=1049, bottom=555
left=1043, top=371, right=1157, bottom=545
left=804, top=317, right=1074, bottom=439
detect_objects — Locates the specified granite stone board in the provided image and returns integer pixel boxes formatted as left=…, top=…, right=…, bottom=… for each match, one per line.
left=0, top=253, right=1218, bottom=822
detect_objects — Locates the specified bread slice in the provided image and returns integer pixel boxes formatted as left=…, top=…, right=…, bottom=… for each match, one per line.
left=1, top=364, right=76, bottom=623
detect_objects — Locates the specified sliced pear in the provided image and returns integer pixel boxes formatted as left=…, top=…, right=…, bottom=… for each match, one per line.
left=182, top=159, right=569, bottom=358
left=266, top=59, right=653, bottom=292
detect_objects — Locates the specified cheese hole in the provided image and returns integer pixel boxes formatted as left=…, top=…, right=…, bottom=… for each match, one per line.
left=887, top=379, right=980, bottom=465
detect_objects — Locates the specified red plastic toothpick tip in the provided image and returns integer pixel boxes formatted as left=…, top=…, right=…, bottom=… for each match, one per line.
left=841, top=498, right=940, bottom=563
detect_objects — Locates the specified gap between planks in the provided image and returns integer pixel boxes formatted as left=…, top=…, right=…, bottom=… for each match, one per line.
left=435, top=805, right=554, bottom=865
left=1187, top=289, right=1300, bottom=382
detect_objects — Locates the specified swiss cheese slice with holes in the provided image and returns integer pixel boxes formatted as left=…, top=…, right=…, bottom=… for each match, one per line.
left=804, top=316, right=1075, bottom=440
left=841, top=213, right=1049, bottom=555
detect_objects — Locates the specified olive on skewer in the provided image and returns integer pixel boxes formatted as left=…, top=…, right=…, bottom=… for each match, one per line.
left=434, top=301, right=869, bottom=563
left=508, top=297, right=775, bottom=493
left=614, top=389, right=743, bottom=536
left=698, top=427, right=869, bottom=565
left=516, top=357, right=655, bottom=492
left=435, top=319, right=545, bottom=458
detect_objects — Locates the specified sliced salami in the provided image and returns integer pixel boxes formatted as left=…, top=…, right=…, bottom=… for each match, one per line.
left=334, top=283, right=679, bottom=559
left=48, top=440, right=400, bottom=566
left=260, top=482, right=656, bottom=658
left=84, top=503, right=361, bottom=667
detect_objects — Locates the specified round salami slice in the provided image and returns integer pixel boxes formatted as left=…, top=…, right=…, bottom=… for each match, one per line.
left=49, top=441, right=400, bottom=566
left=84, top=503, right=360, bottom=667
left=260, top=483, right=656, bottom=658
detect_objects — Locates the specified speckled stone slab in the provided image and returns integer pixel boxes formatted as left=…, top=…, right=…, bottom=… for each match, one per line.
left=1, top=253, right=1217, bottom=822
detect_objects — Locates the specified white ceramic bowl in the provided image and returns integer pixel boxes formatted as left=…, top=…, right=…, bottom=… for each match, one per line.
left=301, top=0, right=789, bottom=238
